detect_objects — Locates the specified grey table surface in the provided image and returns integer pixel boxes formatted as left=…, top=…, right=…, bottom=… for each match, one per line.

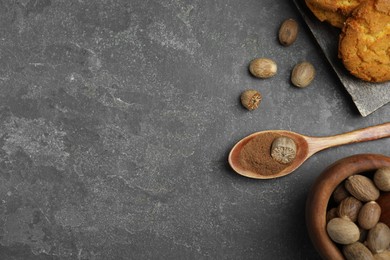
left=0, top=0, right=389, bottom=259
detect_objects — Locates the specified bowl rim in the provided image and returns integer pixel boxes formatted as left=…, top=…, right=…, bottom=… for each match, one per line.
left=305, top=153, right=390, bottom=260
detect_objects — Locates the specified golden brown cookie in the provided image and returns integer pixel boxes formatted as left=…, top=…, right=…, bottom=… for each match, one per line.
left=309, top=0, right=366, bottom=16
left=305, top=0, right=346, bottom=28
left=339, top=0, right=390, bottom=82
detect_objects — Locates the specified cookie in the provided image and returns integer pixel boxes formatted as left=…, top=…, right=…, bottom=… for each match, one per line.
left=305, top=0, right=346, bottom=28
left=339, top=0, right=390, bottom=82
left=309, top=0, right=366, bottom=16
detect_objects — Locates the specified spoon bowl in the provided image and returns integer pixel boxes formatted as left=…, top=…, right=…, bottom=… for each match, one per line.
left=228, top=122, right=390, bottom=179
left=228, top=130, right=309, bottom=179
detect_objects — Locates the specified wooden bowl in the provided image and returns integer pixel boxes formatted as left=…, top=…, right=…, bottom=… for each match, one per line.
left=306, top=154, right=390, bottom=260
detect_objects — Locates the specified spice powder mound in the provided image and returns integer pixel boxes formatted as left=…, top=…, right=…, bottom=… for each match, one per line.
left=239, top=132, right=293, bottom=176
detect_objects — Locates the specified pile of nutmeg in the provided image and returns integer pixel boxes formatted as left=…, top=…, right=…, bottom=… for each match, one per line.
left=326, top=167, right=390, bottom=259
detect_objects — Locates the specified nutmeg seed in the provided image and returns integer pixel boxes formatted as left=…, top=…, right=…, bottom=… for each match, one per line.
left=367, top=223, right=390, bottom=254
left=359, top=227, right=368, bottom=243
left=291, top=61, right=315, bottom=88
left=270, top=136, right=297, bottom=164
left=240, top=90, right=262, bottom=111
left=249, top=58, right=277, bottom=79
left=326, top=208, right=338, bottom=223
left=358, top=201, right=381, bottom=230
left=343, top=242, right=374, bottom=260
left=337, top=196, right=363, bottom=222
left=345, top=175, right=380, bottom=202
left=278, top=19, right=298, bottom=46
left=327, top=217, right=360, bottom=245
left=374, top=251, right=390, bottom=260
left=333, top=183, right=350, bottom=203
left=374, top=167, right=390, bottom=192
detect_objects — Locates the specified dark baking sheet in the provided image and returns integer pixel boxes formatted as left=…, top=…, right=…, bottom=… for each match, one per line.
left=293, top=0, right=390, bottom=117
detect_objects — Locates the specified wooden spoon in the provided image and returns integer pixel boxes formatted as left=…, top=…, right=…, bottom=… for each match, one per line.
left=228, top=122, right=390, bottom=179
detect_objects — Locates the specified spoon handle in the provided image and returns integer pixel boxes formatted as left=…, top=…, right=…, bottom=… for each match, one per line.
left=306, top=122, right=390, bottom=155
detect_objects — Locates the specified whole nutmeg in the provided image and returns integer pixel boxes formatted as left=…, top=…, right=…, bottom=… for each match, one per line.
left=278, top=18, right=298, bottom=46
left=249, top=58, right=277, bottom=79
left=240, top=89, right=262, bottom=111
left=358, top=201, right=381, bottom=230
left=291, top=61, right=315, bottom=88
left=327, top=217, right=360, bottom=245
left=367, top=223, right=390, bottom=254
left=333, top=183, right=350, bottom=203
left=270, top=136, right=297, bottom=164
left=326, top=208, right=338, bottom=223
left=345, top=175, right=380, bottom=202
left=374, top=251, right=390, bottom=260
left=337, top=196, right=363, bottom=222
left=342, top=242, right=374, bottom=260
left=359, top=227, right=368, bottom=243
left=374, top=167, right=390, bottom=192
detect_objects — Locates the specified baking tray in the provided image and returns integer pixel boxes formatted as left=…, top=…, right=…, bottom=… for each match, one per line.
left=293, top=0, right=390, bottom=117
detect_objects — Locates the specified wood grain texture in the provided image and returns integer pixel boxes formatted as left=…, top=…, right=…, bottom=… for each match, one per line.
left=377, top=192, right=390, bottom=228
left=229, top=122, right=390, bottom=179
left=293, top=0, right=390, bottom=117
left=306, top=154, right=390, bottom=260
left=305, top=122, right=390, bottom=155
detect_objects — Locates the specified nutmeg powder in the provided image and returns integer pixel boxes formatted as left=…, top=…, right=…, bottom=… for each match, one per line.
left=239, top=132, right=292, bottom=176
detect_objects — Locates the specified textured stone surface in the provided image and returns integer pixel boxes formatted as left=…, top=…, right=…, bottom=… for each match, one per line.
left=0, top=0, right=389, bottom=259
